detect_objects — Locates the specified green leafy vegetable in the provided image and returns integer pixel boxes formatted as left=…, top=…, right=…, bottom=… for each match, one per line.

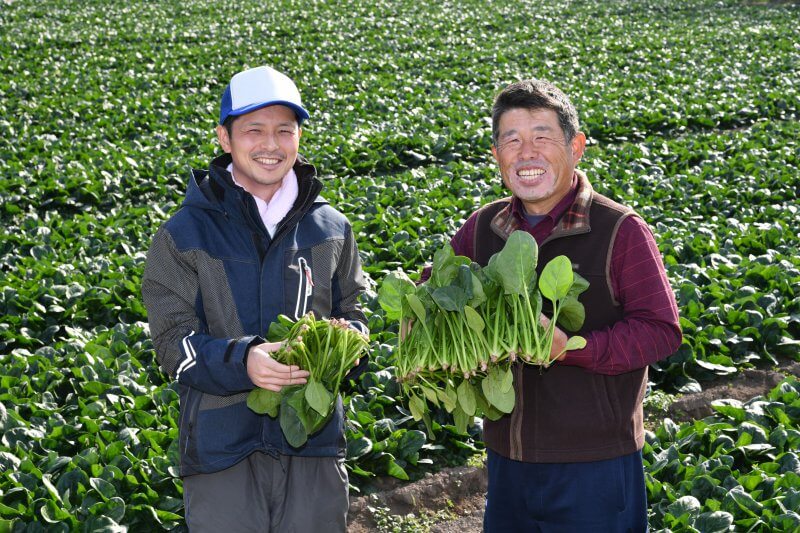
left=380, top=232, right=588, bottom=429
left=246, top=314, right=369, bottom=447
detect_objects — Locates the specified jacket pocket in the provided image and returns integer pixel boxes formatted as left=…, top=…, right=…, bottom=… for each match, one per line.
left=179, top=385, right=203, bottom=464
left=284, top=248, right=334, bottom=319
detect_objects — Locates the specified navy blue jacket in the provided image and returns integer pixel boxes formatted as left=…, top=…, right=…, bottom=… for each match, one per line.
left=142, top=153, right=368, bottom=476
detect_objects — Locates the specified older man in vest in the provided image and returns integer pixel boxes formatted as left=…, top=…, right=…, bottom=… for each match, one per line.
left=450, top=80, right=682, bottom=532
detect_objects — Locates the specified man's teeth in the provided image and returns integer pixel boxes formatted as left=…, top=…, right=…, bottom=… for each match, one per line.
left=255, top=157, right=280, bottom=165
left=518, top=168, right=545, bottom=177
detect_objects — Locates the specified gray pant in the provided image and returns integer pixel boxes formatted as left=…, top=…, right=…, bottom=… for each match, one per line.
left=183, top=452, right=349, bottom=532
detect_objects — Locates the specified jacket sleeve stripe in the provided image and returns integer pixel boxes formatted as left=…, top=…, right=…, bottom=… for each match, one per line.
left=176, top=331, right=197, bottom=379
left=348, top=320, right=368, bottom=335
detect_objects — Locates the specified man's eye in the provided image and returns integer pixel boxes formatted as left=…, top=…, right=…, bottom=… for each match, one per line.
left=537, top=136, right=562, bottom=145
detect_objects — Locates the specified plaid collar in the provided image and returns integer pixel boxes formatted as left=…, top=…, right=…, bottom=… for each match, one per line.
left=490, top=169, right=594, bottom=240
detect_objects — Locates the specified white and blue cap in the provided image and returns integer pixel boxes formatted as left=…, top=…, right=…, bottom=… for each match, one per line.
left=219, top=66, right=309, bottom=125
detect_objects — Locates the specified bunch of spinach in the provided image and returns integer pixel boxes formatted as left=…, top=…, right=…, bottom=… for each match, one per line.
left=379, top=231, right=588, bottom=433
left=247, top=313, right=369, bottom=448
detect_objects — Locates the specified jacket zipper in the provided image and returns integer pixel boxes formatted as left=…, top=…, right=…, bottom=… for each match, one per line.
left=228, top=165, right=321, bottom=334
left=183, top=388, right=203, bottom=454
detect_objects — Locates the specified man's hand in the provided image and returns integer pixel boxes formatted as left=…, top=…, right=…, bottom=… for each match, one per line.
left=540, top=315, right=568, bottom=362
left=246, top=342, right=310, bottom=392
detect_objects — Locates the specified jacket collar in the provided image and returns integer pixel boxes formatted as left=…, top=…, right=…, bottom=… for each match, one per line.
left=490, top=169, right=594, bottom=240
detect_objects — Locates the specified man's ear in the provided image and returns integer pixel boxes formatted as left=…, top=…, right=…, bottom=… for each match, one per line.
left=571, top=131, right=587, bottom=162
left=491, top=143, right=499, bottom=165
left=216, top=125, right=232, bottom=153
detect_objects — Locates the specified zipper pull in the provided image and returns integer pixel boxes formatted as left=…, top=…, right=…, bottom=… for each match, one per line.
left=304, top=263, right=314, bottom=289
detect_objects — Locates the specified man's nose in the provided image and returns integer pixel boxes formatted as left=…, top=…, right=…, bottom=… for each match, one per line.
left=519, top=137, right=541, bottom=158
left=261, top=133, right=279, bottom=151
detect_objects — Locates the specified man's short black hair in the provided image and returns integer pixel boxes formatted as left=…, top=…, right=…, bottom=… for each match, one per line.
left=491, top=80, right=580, bottom=145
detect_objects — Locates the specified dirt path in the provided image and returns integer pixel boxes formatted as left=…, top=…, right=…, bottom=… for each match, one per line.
left=666, top=362, right=800, bottom=421
left=347, top=361, right=800, bottom=532
left=348, top=465, right=486, bottom=533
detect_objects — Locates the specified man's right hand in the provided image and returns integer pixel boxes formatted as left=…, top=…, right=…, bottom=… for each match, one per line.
left=246, top=342, right=310, bottom=392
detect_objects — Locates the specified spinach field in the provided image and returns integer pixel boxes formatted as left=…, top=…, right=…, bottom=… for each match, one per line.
left=1, top=0, right=798, bottom=530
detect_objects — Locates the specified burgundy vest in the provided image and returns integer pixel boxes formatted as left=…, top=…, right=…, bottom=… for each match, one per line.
left=473, top=193, right=647, bottom=462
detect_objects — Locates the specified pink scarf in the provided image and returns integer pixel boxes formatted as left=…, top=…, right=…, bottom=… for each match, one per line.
left=228, top=163, right=299, bottom=237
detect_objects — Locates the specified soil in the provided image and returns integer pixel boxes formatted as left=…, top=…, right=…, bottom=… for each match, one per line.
left=348, top=466, right=487, bottom=533
left=666, top=361, right=800, bottom=422
left=347, top=359, right=800, bottom=532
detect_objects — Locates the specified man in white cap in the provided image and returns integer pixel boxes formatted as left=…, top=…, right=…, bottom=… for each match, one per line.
left=142, top=65, right=368, bottom=531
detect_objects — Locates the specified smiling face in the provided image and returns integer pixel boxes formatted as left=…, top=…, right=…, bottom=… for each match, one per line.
left=492, top=108, right=586, bottom=215
left=216, top=104, right=301, bottom=202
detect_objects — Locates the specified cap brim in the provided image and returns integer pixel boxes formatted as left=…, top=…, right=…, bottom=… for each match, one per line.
left=225, top=100, right=309, bottom=123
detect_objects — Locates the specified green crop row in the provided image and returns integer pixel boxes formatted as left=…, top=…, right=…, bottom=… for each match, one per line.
left=644, top=377, right=800, bottom=532
left=1, top=0, right=799, bottom=529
